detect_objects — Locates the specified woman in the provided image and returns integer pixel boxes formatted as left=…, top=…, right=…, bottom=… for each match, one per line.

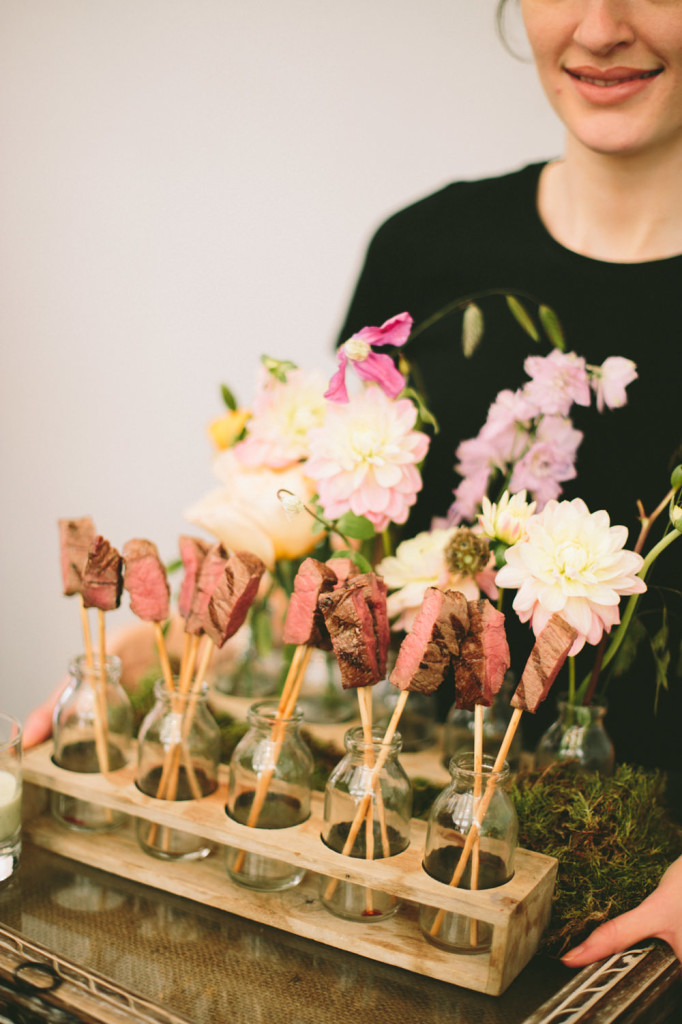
left=25, top=0, right=682, bottom=970
left=336, top=0, right=682, bottom=968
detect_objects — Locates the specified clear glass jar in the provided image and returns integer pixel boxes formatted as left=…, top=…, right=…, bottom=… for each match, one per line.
left=225, top=700, right=314, bottom=891
left=419, top=752, right=517, bottom=954
left=136, top=679, right=221, bottom=861
left=442, top=675, right=521, bottom=770
left=372, top=678, right=437, bottom=752
left=536, top=701, right=614, bottom=775
left=320, top=726, right=412, bottom=922
left=51, top=654, right=132, bottom=832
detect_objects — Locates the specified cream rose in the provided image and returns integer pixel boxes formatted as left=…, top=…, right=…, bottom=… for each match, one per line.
left=185, top=450, right=324, bottom=569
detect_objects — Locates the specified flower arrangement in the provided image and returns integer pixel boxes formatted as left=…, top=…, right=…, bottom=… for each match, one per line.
left=188, top=302, right=681, bottom=718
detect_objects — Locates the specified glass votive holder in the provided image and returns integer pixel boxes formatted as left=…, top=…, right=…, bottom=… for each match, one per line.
left=419, top=752, right=517, bottom=954
left=51, top=654, right=132, bottom=832
left=136, top=679, right=221, bottom=861
left=225, top=700, right=313, bottom=891
left=319, top=726, right=412, bottom=922
left=0, top=713, right=22, bottom=883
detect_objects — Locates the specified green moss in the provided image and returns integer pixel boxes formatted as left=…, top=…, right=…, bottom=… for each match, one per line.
left=512, top=762, right=682, bottom=955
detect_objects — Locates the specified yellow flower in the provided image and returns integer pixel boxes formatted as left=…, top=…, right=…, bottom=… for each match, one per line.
left=207, top=409, right=251, bottom=451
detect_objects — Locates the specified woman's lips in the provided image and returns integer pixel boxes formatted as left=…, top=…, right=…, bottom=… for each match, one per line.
left=564, top=65, right=663, bottom=104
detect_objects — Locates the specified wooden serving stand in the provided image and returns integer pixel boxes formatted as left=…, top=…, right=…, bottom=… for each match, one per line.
left=22, top=735, right=557, bottom=997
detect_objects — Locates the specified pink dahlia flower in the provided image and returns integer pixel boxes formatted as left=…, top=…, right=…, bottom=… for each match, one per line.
left=233, top=367, right=327, bottom=469
left=325, top=312, right=413, bottom=403
left=495, top=497, right=646, bottom=655
left=306, top=385, right=429, bottom=531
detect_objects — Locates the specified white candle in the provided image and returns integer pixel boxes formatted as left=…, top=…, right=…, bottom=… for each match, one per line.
left=0, top=769, right=21, bottom=841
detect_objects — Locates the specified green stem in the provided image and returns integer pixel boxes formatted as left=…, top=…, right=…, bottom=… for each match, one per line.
left=381, top=529, right=392, bottom=559
left=408, top=288, right=549, bottom=343
left=567, top=657, right=576, bottom=707
left=575, top=527, right=681, bottom=703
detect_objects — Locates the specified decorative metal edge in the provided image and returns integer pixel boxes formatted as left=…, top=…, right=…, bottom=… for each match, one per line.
left=0, top=922, right=194, bottom=1024
left=527, top=945, right=656, bottom=1024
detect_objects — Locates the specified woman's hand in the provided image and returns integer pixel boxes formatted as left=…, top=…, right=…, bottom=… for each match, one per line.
left=562, top=855, right=682, bottom=967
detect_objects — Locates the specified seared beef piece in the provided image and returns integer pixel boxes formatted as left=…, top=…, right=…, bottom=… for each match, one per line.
left=81, top=536, right=123, bottom=612
left=320, top=577, right=381, bottom=689
left=511, top=615, right=578, bottom=713
left=327, top=556, right=360, bottom=589
left=390, top=588, right=469, bottom=695
left=282, top=558, right=338, bottom=649
left=204, top=551, right=266, bottom=648
left=178, top=536, right=211, bottom=620
left=366, top=574, right=390, bottom=679
left=123, top=538, right=170, bottom=622
left=185, top=543, right=229, bottom=635
left=59, top=516, right=96, bottom=596
left=452, top=599, right=510, bottom=710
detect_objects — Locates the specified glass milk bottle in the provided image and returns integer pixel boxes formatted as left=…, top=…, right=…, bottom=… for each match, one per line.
left=52, top=654, right=132, bottom=832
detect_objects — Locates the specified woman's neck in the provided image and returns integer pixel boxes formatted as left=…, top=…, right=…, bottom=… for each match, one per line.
left=537, top=139, right=682, bottom=263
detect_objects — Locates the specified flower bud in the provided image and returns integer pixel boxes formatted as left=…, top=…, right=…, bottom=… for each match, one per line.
left=671, top=465, right=682, bottom=491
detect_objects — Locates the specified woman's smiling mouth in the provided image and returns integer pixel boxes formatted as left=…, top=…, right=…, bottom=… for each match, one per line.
left=563, top=65, right=664, bottom=105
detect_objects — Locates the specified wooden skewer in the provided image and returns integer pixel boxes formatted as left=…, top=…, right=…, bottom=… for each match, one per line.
left=357, top=687, right=375, bottom=915
left=96, top=609, right=111, bottom=773
left=79, top=597, right=110, bottom=777
left=429, top=707, right=523, bottom=938
left=469, top=703, right=484, bottom=946
left=230, top=645, right=313, bottom=875
left=323, top=688, right=410, bottom=903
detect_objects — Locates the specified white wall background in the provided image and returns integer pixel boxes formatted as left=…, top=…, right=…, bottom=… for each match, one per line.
left=0, top=0, right=563, bottom=725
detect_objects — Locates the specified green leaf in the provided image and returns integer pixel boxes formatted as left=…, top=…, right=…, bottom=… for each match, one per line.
left=220, top=384, right=237, bottom=411
left=649, top=614, right=670, bottom=712
left=610, top=616, right=646, bottom=678
left=165, top=558, right=183, bottom=575
left=349, top=550, right=374, bottom=573
left=261, top=354, right=298, bottom=383
left=539, top=305, right=566, bottom=351
left=506, top=295, right=539, bottom=342
left=335, top=511, right=376, bottom=540
left=461, top=302, right=484, bottom=358
left=400, top=386, right=440, bottom=433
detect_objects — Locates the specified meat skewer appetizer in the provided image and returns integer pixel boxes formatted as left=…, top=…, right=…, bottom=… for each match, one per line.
left=320, top=571, right=391, bottom=911
left=322, top=585, right=463, bottom=903
left=81, top=535, right=124, bottom=774
left=428, top=613, right=577, bottom=939
left=230, top=557, right=342, bottom=875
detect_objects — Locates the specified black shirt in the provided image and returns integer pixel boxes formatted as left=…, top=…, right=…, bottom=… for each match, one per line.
left=338, top=162, right=682, bottom=778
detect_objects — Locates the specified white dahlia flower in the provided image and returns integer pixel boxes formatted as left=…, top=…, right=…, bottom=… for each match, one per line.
left=495, top=497, right=646, bottom=654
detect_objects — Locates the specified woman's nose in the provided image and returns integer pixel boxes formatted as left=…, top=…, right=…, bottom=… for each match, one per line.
left=572, top=0, right=636, bottom=56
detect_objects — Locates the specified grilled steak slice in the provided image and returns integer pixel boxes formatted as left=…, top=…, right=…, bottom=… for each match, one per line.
left=282, top=558, right=338, bottom=649
left=185, top=543, right=229, bottom=635
left=178, top=535, right=211, bottom=621
left=59, top=516, right=96, bottom=596
left=511, top=615, right=578, bottom=713
left=320, top=576, right=382, bottom=689
left=366, top=573, right=390, bottom=679
left=204, top=550, right=266, bottom=647
left=123, top=538, right=170, bottom=622
left=81, top=536, right=123, bottom=612
left=452, top=599, right=510, bottom=710
left=326, top=556, right=360, bottom=589
left=390, top=588, right=469, bottom=695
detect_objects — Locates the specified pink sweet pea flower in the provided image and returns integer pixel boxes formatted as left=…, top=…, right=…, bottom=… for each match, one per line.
left=591, top=356, right=638, bottom=413
left=523, top=350, right=591, bottom=417
left=325, top=312, right=413, bottom=403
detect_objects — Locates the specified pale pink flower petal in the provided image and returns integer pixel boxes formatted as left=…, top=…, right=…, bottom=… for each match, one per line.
left=591, top=356, right=638, bottom=413
left=523, top=350, right=591, bottom=417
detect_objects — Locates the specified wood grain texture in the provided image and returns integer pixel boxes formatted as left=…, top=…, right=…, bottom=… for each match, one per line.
left=23, top=740, right=557, bottom=996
